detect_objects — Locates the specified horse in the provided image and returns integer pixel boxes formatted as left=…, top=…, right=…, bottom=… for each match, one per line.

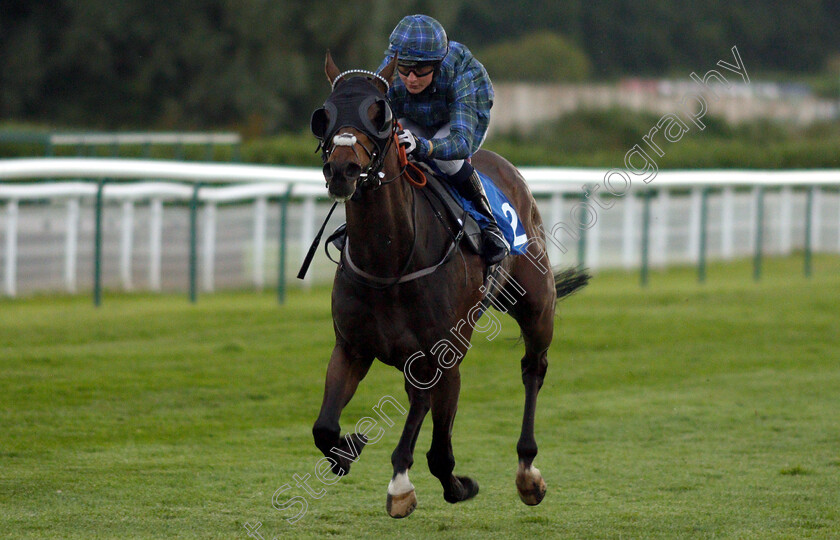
left=309, top=52, right=589, bottom=518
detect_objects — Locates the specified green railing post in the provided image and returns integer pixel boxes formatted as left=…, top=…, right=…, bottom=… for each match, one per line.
left=753, top=186, right=764, bottom=282
left=93, top=179, right=106, bottom=307
left=804, top=186, right=814, bottom=278
left=189, top=183, right=201, bottom=303
left=277, top=185, right=293, bottom=305
left=698, top=187, right=709, bottom=283
left=640, top=189, right=652, bottom=287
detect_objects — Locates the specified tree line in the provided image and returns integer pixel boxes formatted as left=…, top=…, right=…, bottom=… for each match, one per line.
left=2, top=0, right=838, bottom=133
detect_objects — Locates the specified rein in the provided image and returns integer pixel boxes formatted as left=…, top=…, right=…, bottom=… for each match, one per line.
left=341, top=232, right=461, bottom=287
left=395, top=130, right=427, bottom=188
left=336, top=180, right=463, bottom=289
left=300, top=147, right=459, bottom=286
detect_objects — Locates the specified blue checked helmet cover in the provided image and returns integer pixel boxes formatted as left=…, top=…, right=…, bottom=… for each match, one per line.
left=387, top=14, right=449, bottom=64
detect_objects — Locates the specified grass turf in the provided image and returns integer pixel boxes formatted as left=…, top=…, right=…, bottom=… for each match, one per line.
left=1, top=255, right=839, bottom=539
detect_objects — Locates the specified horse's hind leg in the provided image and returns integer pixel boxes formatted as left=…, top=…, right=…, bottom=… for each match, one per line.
left=426, top=368, right=479, bottom=505
left=515, top=343, right=549, bottom=505
left=312, top=344, right=373, bottom=475
left=509, top=273, right=555, bottom=505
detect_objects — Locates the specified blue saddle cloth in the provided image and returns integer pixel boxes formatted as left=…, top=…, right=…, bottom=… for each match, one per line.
left=439, top=170, right=529, bottom=256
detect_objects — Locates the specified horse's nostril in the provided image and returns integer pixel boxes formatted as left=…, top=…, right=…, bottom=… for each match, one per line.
left=323, top=163, right=334, bottom=181
left=344, top=162, right=362, bottom=180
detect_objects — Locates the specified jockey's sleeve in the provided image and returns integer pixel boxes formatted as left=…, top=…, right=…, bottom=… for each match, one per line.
left=426, top=74, right=479, bottom=160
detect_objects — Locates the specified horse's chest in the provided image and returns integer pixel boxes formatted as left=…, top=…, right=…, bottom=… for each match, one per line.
left=333, top=290, right=460, bottom=363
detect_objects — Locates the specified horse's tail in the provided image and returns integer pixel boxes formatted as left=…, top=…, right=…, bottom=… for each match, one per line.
left=554, top=267, right=590, bottom=301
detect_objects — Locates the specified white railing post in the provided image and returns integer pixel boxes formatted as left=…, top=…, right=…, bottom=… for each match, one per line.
left=779, top=186, right=792, bottom=254
left=837, top=191, right=840, bottom=253
left=810, top=187, right=821, bottom=251
left=4, top=200, right=18, bottom=297
left=548, top=192, right=563, bottom=265
left=65, top=198, right=80, bottom=293
left=721, top=187, right=734, bottom=259
left=120, top=200, right=134, bottom=290
left=149, top=198, right=163, bottom=291
left=587, top=204, right=600, bottom=269
left=253, top=197, right=267, bottom=290
left=653, top=189, right=669, bottom=266
left=749, top=186, right=760, bottom=254
left=299, top=196, right=316, bottom=289
left=688, top=187, right=703, bottom=262
left=202, top=202, right=217, bottom=292
left=622, top=190, right=636, bottom=269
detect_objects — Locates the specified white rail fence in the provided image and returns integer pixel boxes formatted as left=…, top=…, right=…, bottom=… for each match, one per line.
left=2, top=158, right=839, bottom=301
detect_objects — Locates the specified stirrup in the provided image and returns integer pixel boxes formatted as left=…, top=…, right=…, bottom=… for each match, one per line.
left=481, top=226, right=510, bottom=264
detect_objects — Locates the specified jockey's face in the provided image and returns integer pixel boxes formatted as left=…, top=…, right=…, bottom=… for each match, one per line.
left=398, top=63, right=435, bottom=94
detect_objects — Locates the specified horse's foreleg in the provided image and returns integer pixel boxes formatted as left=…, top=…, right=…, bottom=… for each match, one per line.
left=426, top=368, right=479, bottom=505
left=516, top=346, right=549, bottom=505
left=312, top=344, right=373, bottom=476
left=386, top=381, right=429, bottom=518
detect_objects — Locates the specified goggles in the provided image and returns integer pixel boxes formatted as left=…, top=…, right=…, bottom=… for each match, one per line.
left=397, top=64, right=436, bottom=78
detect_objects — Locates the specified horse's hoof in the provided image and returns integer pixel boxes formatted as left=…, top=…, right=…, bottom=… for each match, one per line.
left=458, top=475, right=480, bottom=501
left=444, top=475, right=479, bottom=503
left=386, top=490, right=417, bottom=518
left=516, top=463, right=546, bottom=506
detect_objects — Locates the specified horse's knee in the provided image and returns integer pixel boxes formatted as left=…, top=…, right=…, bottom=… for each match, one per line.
left=312, top=423, right=339, bottom=456
left=520, top=354, right=548, bottom=383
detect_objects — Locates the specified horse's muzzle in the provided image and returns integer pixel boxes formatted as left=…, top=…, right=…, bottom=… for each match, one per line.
left=324, top=161, right=362, bottom=202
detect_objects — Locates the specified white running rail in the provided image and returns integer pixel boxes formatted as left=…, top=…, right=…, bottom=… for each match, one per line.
left=2, top=158, right=839, bottom=298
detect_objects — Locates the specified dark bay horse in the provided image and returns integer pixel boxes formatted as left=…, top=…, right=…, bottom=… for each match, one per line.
left=310, top=52, right=588, bottom=518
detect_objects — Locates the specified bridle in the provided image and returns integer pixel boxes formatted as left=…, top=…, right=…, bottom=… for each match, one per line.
left=323, top=130, right=398, bottom=191
left=300, top=69, right=458, bottom=288
left=311, top=72, right=400, bottom=191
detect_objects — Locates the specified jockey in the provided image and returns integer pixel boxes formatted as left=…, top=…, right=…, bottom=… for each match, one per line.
left=378, top=14, right=510, bottom=265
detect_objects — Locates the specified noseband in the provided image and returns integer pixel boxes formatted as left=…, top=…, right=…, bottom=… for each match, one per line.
left=311, top=73, right=398, bottom=190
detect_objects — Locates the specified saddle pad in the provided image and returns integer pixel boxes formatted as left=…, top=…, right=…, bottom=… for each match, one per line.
left=422, top=174, right=482, bottom=254
left=440, top=170, right=529, bottom=256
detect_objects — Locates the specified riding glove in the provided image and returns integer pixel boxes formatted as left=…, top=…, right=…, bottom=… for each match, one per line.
left=397, top=129, right=430, bottom=159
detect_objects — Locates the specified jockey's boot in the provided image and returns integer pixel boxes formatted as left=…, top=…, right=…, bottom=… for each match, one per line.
left=457, top=167, right=510, bottom=265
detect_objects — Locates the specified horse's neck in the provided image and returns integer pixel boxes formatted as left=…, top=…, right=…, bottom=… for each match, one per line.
left=345, top=161, right=420, bottom=276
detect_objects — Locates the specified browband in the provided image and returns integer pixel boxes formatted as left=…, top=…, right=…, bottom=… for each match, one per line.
left=332, top=69, right=390, bottom=92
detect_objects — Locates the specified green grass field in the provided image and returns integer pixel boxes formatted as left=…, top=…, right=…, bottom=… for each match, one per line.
left=2, top=256, right=839, bottom=539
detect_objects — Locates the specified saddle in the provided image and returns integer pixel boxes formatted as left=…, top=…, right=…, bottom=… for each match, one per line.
left=327, top=164, right=483, bottom=256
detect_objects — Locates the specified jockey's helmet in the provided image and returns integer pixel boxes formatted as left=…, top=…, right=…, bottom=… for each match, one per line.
left=387, top=14, right=449, bottom=65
